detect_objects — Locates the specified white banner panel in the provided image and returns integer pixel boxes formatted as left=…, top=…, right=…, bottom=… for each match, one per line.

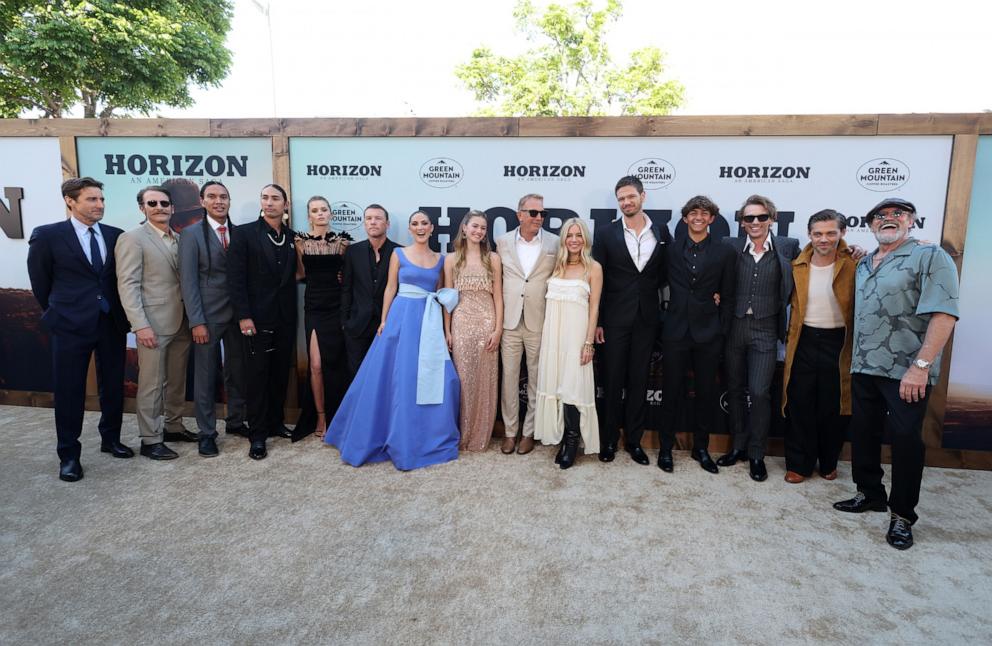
left=289, top=136, right=952, bottom=249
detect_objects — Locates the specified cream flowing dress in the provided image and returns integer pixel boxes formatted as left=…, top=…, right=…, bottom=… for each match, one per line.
left=534, top=277, right=600, bottom=453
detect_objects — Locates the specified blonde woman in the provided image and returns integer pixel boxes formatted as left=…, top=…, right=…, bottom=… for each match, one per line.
left=443, top=210, right=503, bottom=451
left=534, top=217, right=602, bottom=468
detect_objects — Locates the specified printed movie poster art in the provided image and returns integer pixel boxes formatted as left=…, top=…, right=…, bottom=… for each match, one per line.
left=943, top=135, right=992, bottom=451
left=76, top=137, right=274, bottom=232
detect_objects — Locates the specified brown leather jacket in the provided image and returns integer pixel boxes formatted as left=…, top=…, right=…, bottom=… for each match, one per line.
left=782, top=240, right=856, bottom=415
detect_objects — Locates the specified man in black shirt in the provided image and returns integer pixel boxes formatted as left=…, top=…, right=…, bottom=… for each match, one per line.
left=341, top=204, right=398, bottom=379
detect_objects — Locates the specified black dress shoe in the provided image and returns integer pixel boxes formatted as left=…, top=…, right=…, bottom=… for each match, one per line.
left=249, top=439, right=267, bottom=460
left=716, top=449, right=747, bottom=467
left=598, top=444, right=616, bottom=463
left=749, top=458, right=768, bottom=482
left=269, top=425, right=293, bottom=439
left=833, top=492, right=888, bottom=513
left=626, top=445, right=650, bottom=465
left=886, top=514, right=914, bottom=550
left=59, top=459, right=83, bottom=482
left=657, top=450, right=674, bottom=473
left=100, top=441, right=134, bottom=458
left=199, top=436, right=219, bottom=457
left=225, top=424, right=249, bottom=437
left=164, top=429, right=198, bottom=443
left=692, top=448, right=719, bottom=474
left=139, top=442, right=179, bottom=460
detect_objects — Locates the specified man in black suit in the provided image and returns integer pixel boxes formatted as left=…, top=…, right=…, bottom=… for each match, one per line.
left=27, top=177, right=133, bottom=481
left=341, top=203, right=398, bottom=378
left=227, top=184, right=297, bottom=460
left=718, top=195, right=801, bottom=481
left=178, top=180, right=248, bottom=457
left=658, top=196, right=737, bottom=474
left=592, top=176, right=670, bottom=464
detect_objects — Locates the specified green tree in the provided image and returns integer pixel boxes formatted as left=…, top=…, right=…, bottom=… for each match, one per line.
left=0, top=0, right=233, bottom=118
left=455, top=0, right=684, bottom=117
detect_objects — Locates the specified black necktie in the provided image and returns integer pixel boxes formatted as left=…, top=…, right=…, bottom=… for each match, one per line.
left=88, top=227, right=104, bottom=274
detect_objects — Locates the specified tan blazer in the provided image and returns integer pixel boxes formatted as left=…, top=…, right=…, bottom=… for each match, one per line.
left=116, top=221, right=186, bottom=336
left=497, top=229, right=560, bottom=333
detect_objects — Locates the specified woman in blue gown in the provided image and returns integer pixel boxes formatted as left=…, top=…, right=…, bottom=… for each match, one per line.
left=324, top=211, right=461, bottom=470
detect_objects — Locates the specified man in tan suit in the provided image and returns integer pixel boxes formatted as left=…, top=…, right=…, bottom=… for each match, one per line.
left=496, top=193, right=560, bottom=454
left=116, top=186, right=193, bottom=460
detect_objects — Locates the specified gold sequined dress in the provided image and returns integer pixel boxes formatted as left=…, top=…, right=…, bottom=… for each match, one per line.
left=451, top=267, right=498, bottom=451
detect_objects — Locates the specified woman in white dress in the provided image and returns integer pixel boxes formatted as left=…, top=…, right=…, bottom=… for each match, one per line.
left=534, top=217, right=603, bottom=469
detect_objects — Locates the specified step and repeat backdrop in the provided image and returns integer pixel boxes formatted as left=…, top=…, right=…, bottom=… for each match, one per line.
left=1, top=131, right=987, bottom=452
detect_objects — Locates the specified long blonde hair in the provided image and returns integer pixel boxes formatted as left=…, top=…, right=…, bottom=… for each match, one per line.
left=553, top=217, right=594, bottom=279
left=451, top=210, right=493, bottom=281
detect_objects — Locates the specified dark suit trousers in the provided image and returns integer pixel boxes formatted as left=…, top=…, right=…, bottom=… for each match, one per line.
left=785, top=326, right=846, bottom=476
left=345, top=329, right=375, bottom=381
left=51, top=313, right=125, bottom=461
left=245, top=322, right=294, bottom=442
left=659, top=338, right=721, bottom=451
left=192, top=320, right=248, bottom=437
left=850, top=373, right=928, bottom=524
left=726, top=316, right=778, bottom=458
left=600, top=322, right=656, bottom=449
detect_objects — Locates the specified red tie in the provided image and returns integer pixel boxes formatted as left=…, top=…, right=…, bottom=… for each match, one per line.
left=218, top=225, right=228, bottom=250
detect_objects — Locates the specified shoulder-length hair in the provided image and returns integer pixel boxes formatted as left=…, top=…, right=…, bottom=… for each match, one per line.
left=451, top=210, right=493, bottom=282
left=552, top=217, right=594, bottom=280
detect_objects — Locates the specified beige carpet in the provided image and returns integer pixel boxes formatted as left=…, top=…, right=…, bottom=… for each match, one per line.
left=1, top=404, right=991, bottom=645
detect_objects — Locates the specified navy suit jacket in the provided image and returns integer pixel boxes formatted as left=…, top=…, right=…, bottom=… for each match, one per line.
left=27, top=219, right=129, bottom=336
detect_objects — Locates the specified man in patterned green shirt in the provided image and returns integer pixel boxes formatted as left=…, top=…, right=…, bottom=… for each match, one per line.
left=833, top=198, right=959, bottom=551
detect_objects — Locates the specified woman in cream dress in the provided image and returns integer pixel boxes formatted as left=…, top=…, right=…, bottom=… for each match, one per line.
left=534, top=217, right=603, bottom=469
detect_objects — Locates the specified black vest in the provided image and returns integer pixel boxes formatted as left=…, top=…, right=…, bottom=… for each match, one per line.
left=734, top=247, right=781, bottom=319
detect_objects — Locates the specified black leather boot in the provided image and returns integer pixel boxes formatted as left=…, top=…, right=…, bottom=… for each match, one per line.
left=559, top=404, right=581, bottom=470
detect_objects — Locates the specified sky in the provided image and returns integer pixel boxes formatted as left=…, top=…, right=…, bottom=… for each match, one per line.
left=146, top=0, right=992, bottom=120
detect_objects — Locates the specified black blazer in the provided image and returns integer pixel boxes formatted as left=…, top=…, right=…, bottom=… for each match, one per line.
left=26, top=219, right=129, bottom=336
left=227, top=218, right=297, bottom=327
left=723, top=234, right=800, bottom=341
left=663, top=234, right=737, bottom=344
left=340, top=238, right=398, bottom=337
left=592, top=218, right=671, bottom=328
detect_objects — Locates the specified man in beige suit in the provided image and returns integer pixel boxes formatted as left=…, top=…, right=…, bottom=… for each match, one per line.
left=116, top=186, right=193, bottom=460
left=496, top=193, right=560, bottom=454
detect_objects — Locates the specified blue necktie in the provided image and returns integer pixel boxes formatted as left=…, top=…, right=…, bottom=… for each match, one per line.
left=88, top=227, right=104, bottom=274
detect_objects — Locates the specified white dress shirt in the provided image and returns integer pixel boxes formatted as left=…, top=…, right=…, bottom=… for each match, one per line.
left=70, top=215, right=106, bottom=265
left=745, top=234, right=773, bottom=262
left=622, top=214, right=656, bottom=272
left=515, top=228, right=543, bottom=277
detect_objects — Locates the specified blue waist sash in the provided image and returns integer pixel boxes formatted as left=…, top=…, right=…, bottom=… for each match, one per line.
left=397, top=283, right=459, bottom=405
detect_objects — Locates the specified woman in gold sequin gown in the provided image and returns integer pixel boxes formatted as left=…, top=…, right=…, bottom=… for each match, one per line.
left=444, top=211, right=503, bottom=451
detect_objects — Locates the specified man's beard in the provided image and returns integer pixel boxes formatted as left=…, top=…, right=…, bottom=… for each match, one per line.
left=873, top=226, right=905, bottom=245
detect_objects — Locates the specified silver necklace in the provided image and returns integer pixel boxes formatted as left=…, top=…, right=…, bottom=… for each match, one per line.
left=266, top=229, right=286, bottom=246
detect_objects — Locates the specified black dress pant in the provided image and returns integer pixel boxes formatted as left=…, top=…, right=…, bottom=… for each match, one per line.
left=850, top=373, right=928, bottom=525
left=659, top=337, right=721, bottom=451
left=599, top=322, right=656, bottom=450
left=245, top=322, right=294, bottom=442
left=785, top=325, right=846, bottom=476
left=725, top=315, right=778, bottom=458
left=51, top=313, right=125, bottom=461
left=345, top=329, right=375, bottom=381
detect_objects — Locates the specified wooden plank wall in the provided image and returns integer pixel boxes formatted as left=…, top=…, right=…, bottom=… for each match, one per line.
left=2, top=113, right=990, bottom=468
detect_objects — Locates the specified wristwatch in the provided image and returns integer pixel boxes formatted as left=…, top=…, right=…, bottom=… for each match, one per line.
left=913, top=358, right=932, bottom=370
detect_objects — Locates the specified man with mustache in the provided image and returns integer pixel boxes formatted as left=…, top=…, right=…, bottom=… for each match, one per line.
left=833, top=198, right=959, bottom=551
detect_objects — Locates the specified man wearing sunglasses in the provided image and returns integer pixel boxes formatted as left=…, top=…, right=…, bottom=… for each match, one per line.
left=496, top=193, right=560, bottom=454
left=116, top=186, right=194, bottom=460
left=719, top=195, right=800, bottom=481
left=833, top=198, right=959, bottom=550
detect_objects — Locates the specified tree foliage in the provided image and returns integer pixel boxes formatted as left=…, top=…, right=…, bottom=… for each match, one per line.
left=0, top=0, right=233, bottom=118
left=455, top=0, right=684, bottom=117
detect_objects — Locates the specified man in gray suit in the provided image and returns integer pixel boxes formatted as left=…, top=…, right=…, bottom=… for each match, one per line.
left=116, top=186, right=193, bottom=460
left=718, top=194, right=800, bottom=481
left=178, top=181, right=248, bottom=457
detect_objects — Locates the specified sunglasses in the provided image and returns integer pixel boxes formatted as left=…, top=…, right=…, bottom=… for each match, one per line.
left=143, top=200, right=172, bottom=208
left=521, top=209, right=548, bottom=218
left=870, top=209, right=911, bottom=222
left=741, top=213, right=770, bottom=223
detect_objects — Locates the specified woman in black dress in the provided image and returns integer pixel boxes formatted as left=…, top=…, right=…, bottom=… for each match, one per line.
left=295, top=196, right=352, bottom=438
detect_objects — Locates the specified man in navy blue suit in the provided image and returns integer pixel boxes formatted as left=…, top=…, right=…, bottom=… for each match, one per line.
left=27, top=177, right=133, bottom=482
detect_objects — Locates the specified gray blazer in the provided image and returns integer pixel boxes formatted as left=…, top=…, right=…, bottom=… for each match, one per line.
left=179, top=216, right=236, bottom=328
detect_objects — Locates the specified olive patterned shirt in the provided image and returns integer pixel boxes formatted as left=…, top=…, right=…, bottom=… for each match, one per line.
left=852, top=238, right=959, bottom=385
